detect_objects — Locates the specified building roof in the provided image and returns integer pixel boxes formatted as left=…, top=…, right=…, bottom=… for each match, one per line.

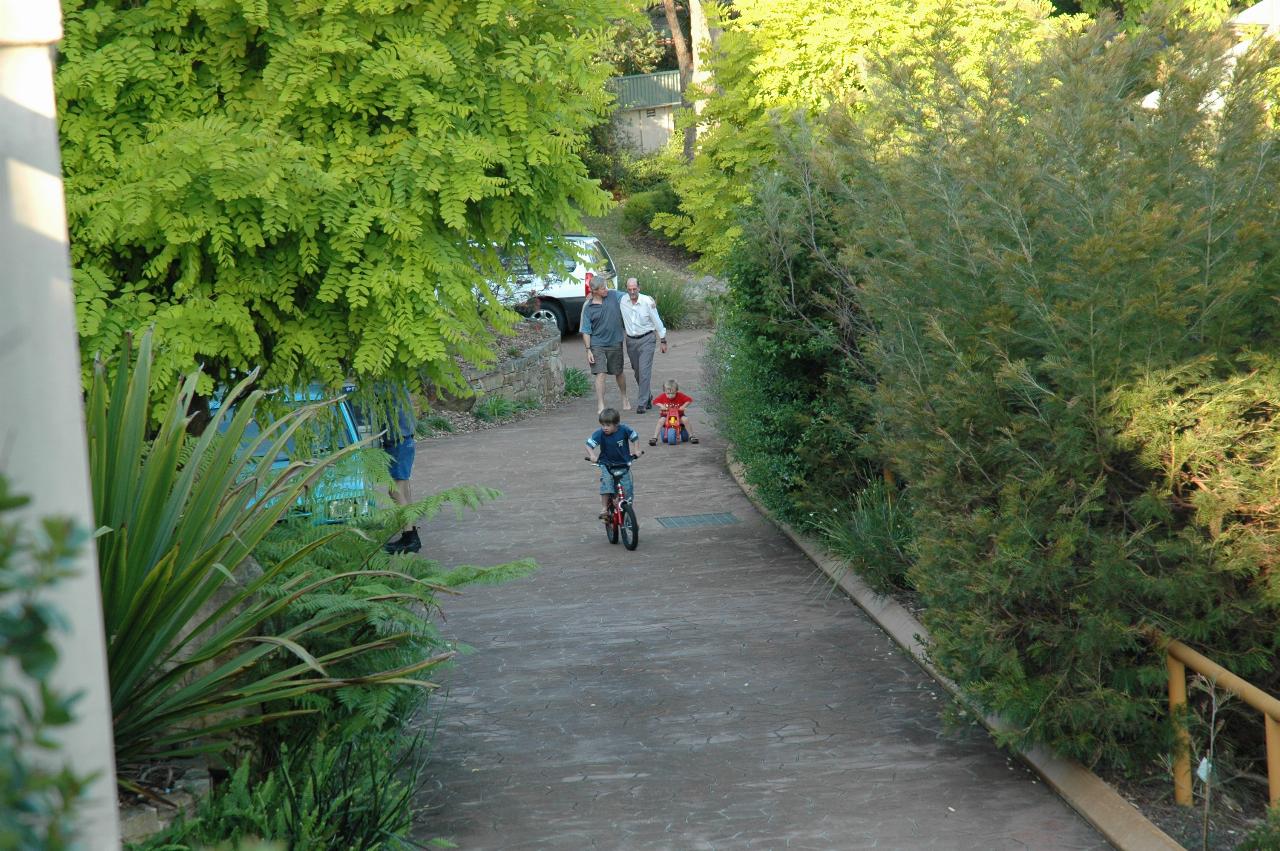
left=609, top=70, right=682, bottom=111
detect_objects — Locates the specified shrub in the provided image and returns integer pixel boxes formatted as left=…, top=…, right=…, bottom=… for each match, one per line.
left=563, top=367, right=590, bottom=398
left=90, top=333, right=502, bottom=771
left=581, top=131, right=670, bottom=195
left=796, top=14, right=1280, bottom=767
left=704, top=171, right=877, bottom=523
left=642, top=270, right=698, bottom=330
left=621, top=182, right=680, bottom=235
left=1240, top=808, right=1280, bottom=851
left=127, top=460, right=535, bottom=849
left=136, top=724, right=426, bottom=851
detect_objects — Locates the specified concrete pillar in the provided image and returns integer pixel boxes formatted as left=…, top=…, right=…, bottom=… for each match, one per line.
left=0, top=1, right=122, bottom=847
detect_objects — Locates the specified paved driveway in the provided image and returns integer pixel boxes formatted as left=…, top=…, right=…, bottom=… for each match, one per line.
left=411, top=330, right=1107, bottom=850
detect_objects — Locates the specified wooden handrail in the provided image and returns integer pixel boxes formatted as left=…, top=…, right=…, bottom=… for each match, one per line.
left=1160, top=636, right=1280, bottom=810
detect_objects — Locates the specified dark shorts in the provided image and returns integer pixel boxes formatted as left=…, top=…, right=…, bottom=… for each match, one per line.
left=385, top=437, right=416, bottom=481
left=590, top=344, right=624, bottom=376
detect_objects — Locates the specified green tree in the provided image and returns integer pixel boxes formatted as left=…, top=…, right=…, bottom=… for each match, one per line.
left=654, top=0, right=1059, bottom=271
left=600, top=11, right=666, bottom=76
left=58, top=0, right=619, bottom=396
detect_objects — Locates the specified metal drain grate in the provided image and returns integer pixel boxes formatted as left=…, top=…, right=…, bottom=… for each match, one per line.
left=654, top=512, right=740, bottom=529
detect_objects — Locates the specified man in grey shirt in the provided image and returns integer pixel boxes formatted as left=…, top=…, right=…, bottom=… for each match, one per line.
left=580, top=274, right=628, bottom=414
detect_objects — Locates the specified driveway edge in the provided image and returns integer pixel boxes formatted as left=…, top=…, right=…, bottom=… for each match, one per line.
left=726, top=456, right=1184, bottom=851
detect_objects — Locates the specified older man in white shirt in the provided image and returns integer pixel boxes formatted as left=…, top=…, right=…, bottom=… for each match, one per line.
left=619, top=276, right=668, bottom=414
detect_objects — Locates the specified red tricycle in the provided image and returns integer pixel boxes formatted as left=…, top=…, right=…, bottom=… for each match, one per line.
left=654, top=403, right=694, bottom=445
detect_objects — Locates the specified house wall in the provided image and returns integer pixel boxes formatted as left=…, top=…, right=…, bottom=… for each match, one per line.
left=615, top=105, right=676, bottom=154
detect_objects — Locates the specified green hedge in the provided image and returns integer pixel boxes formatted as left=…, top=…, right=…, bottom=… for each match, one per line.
left=706, top=180, right=877, bottom=524
left=711, top=13, right=1280, bottom=773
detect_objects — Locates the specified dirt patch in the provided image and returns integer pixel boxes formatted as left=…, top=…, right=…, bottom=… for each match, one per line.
left=1095, top=759, right=1270, bottom=848
left=418, top=393, right=577, bottom=438
left=869, top=577, right=1273, bottom=849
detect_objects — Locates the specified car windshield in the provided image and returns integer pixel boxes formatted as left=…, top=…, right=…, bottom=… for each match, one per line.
left=580, top=239, right=613, bottom=276
left=218, top=399, right=355, bottom=466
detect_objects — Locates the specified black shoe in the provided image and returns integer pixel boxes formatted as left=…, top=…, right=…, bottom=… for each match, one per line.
left=384, top=527, right=422, bottom=554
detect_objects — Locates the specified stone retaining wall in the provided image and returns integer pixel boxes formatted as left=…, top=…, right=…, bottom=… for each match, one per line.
left=441, top=335, right=565, bottom=412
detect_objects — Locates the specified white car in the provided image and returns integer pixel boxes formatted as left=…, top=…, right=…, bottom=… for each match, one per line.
left=488, top=234, right=618, bottom=335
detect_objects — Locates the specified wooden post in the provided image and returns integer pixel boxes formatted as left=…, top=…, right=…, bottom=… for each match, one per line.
left=1266, top=714, right=1280, bottom=808
left=1169, top=652, right=1193, bottom=806
left=0, top=1, right=121, bottom=844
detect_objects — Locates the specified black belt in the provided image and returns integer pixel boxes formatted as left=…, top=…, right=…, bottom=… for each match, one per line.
left=627, top=331, right=653, bottom=339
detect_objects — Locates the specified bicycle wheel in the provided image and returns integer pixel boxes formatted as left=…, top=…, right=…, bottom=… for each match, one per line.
left=620, top=503, right=639, bottom=550
left=605, top=500, right=620, bottom=544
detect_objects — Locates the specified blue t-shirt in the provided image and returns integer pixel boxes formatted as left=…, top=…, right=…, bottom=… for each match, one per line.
left=586, top=424, right=638, bottom=466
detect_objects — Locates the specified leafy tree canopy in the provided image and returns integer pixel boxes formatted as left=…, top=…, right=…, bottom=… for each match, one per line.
left=655, top=0, right=1063, bottom=271
left=599, top=11, right=667, bottom=76
left=59, top=0, right=626, bottom=395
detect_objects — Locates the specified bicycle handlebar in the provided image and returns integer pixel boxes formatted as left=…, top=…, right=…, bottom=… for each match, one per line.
left=583, top=451, right=643, bottom=466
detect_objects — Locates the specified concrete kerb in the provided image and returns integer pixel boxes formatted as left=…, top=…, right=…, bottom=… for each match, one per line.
left=725, top=454, right=1185, bottom=851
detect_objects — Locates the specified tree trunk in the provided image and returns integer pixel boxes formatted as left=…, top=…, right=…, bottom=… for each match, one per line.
left=662, top=0, right=697, bottom=162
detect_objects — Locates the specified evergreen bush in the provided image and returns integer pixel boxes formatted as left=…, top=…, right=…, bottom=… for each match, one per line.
left=621, top=182, right=681, bottom=235
left=801, top=14, right=1280, bottom=767
left=705, top=176, right=877, bottom=522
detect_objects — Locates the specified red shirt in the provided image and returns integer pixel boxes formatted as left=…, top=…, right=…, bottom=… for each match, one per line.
left=653, top=392, right=692, bottom=411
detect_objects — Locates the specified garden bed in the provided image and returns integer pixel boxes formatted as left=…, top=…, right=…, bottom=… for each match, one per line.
left=420, top=320, right=579, bottom=436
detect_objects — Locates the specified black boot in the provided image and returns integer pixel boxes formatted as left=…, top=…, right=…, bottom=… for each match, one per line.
left=384, top=526, right=422, bottom=554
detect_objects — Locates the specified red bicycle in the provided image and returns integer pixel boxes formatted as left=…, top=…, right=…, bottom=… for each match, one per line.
left=586, top=455, right=640, bottom=550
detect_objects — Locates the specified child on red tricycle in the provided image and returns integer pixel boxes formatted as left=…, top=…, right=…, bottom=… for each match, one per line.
left=648, top=379, right=699, bottom=445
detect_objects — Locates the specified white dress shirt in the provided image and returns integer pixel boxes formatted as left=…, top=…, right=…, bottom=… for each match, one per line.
left=619, top=292, right=667, bottom=339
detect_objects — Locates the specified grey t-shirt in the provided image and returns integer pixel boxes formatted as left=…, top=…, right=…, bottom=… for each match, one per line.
left=580, top=290, right=624, bottom=347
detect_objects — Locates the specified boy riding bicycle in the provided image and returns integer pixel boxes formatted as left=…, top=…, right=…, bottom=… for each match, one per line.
left=586, top=407, right=640, bottom=518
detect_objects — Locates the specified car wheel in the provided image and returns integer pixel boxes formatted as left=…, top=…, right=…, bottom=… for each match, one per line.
left=530, top=301, right=566, bottom=335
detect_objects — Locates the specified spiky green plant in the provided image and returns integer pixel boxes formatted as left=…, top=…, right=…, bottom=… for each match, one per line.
left=562, top=367, right=590, bottom=398
left=471, top=395, right=519, bottom=422
left=88, top=333, right=453, bottom=770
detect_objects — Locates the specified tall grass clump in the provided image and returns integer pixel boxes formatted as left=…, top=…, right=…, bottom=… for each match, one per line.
left=563, top=367, right=590, bottom=398
left=641, top=269, right=698, bottom=330
left=814, top=480, right=912, bottom=595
